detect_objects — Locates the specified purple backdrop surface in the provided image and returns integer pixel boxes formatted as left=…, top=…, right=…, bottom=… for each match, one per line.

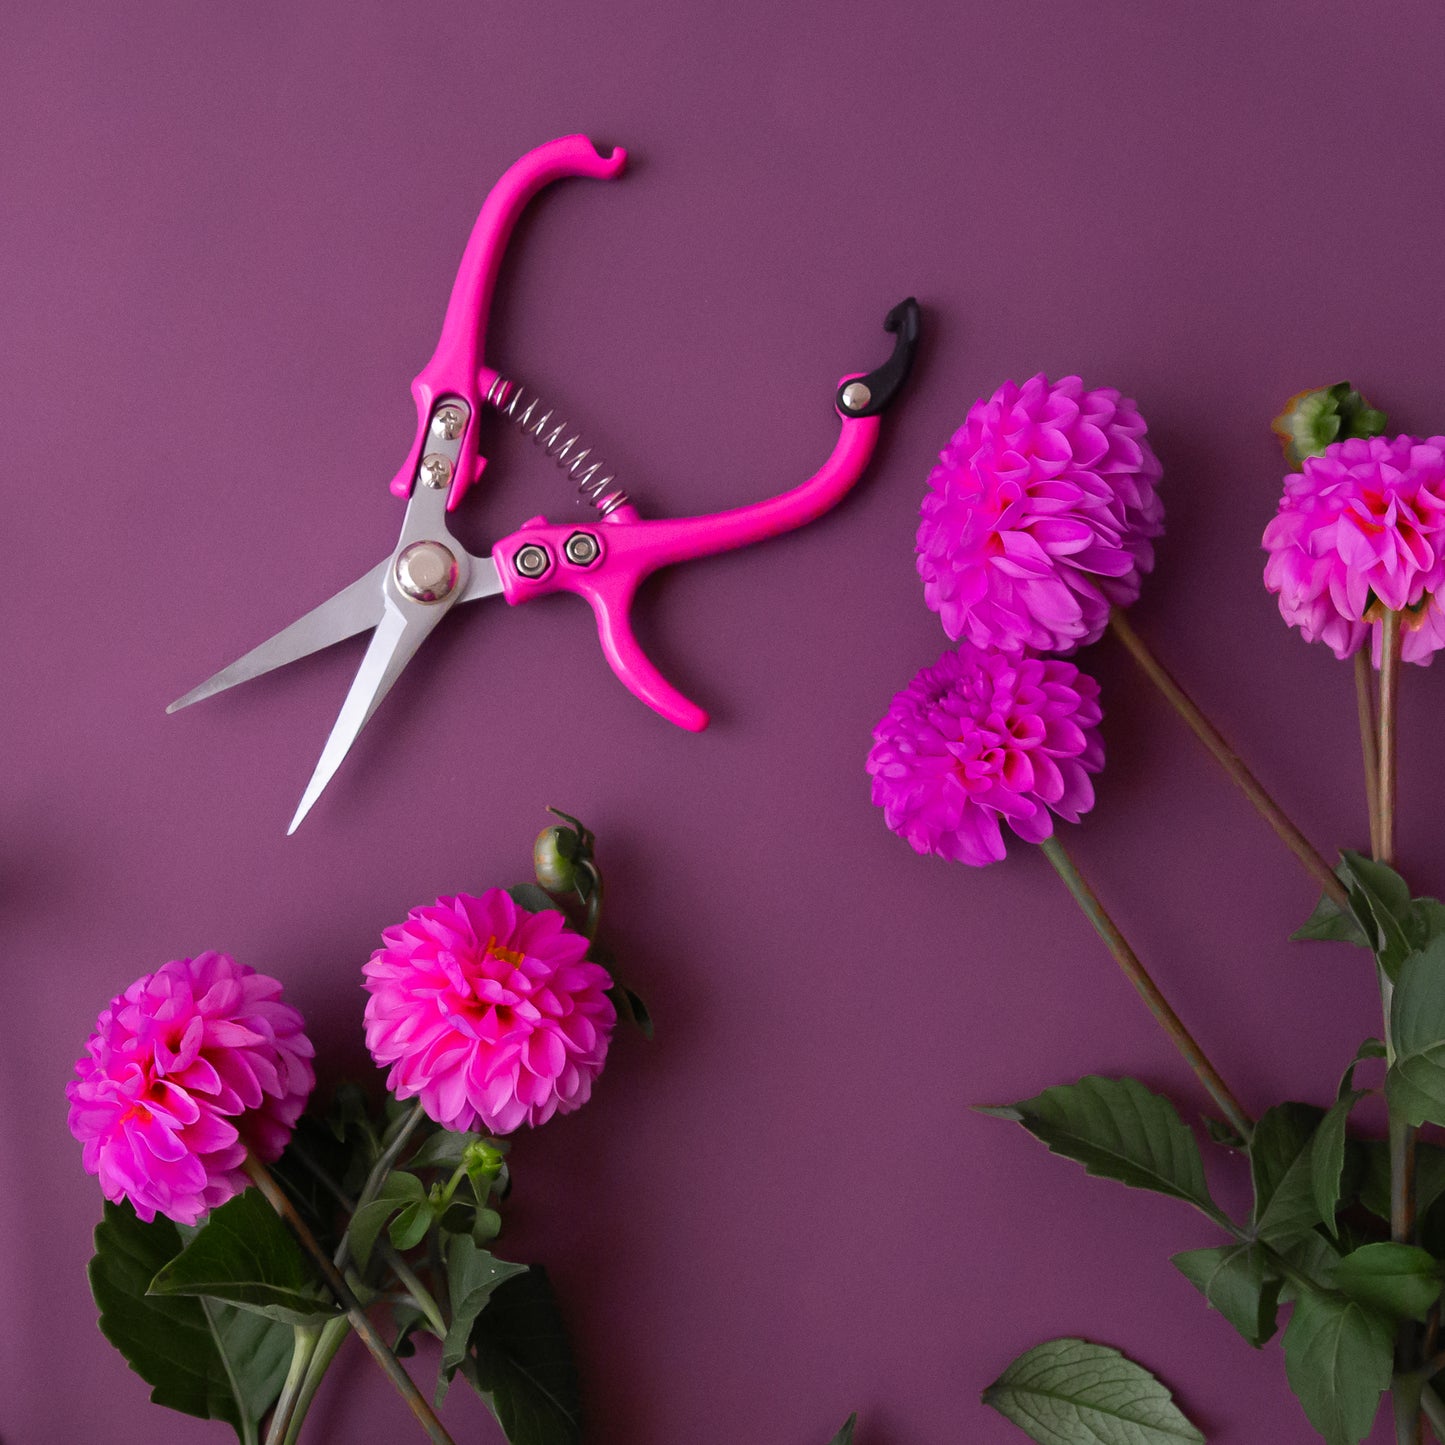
left=4, top=3, right=1444, bottom=1442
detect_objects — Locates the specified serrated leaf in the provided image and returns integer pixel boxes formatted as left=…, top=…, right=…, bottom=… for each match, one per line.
left=981, top=1076, right=1219, bottom=1219
left=827, top=1415, right=857, bottom=1445
left=89, top=1199, right=291, bottom=1438
left=1172, top=1242, right=1281, bottom=1347
left=388, top=1199, right=433, bottom=1252
left=149, top=1188, right=338, bottom=1327
left=1339, top=851, right=1415, bottom=979
left=981, top=1337, right=1203, bottom=1444
left=1388, top=935, right=1445, bottom=1125
left=1333, top=1242, right=1442, bottom=1322
left=1282, top=1286, right=1393, bottom=1445
left=1312, top=1093, right=1364, bottom=1235
left=1294, top=891, right=1369, bottom=947
left=346, top=1170, right=427, bottom=1270
left=435, top=1239, right=530, bottom=1403
left=468, top=1266, right=581, bottom=1445
left=1250, top=1103, right=1325, bottom=1245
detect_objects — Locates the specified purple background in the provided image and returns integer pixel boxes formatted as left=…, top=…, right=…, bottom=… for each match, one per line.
left=4, top=3, right=1445, bottom=1442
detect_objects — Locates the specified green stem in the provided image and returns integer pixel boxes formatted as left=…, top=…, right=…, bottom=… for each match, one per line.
left=1109, top=609, right=1347, bottom=908
left=335, top=1102, right=427, bottom=1271
left=279, top=1316, right=349, bottom=1445
left=1421, top=1385, right=1445, bottom=1442
left=1379, top=610, right=1401, bottom=868
left=1039, top=833, right=1253, bottom=1141
left=1356, top=650, right=1383, bottom=857
left=265, top=1325, right=322, bottom=1445
left=245, top=1157, right=457, bottom=1445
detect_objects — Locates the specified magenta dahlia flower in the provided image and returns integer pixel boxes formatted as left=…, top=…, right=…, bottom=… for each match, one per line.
left=362, top=889, right=615, bottom=1134
left=917, top=374, right=1163, bottom=654
left=867, top=643, right=1104, bottom=866
left=67, top=953, right=314, bottom=1225
left=1262, top=434, right=1445, bottom=663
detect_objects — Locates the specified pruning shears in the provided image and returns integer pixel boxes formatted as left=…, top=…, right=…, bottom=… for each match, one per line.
left=168, top=135, right=920, bottom=832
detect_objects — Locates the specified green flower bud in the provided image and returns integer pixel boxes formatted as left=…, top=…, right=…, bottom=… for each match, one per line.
left=533, top=825, right=579, bottom=892
left=1272, top=382, right=1386, bottom=470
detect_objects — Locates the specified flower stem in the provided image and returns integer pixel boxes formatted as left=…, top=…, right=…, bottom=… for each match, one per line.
left=279, top=1317, right=349, bottom=1445
left=1355, top=650, right=1383, bottom=857
left=1108, top=609, right=1347, bottom=908
left=244, top=1156, right=457, bottom=1445
left=335, top=1101, right=427, bottom=1271
left=265, top=1325, right=321, bottom=1445
left=1039, top=833, right=1252, bottom=1141
left=1379, top=610, right=1402, bottom=867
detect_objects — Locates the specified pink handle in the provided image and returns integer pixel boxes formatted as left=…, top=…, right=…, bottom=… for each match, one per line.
left=493, top=399, right=881, bottom=730
left=388, top=136, right=626, bottom=510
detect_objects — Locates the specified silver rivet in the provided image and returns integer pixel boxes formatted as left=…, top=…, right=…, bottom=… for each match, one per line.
left=564, top=532, right=599, bottom=566
left=515, top=544, right=549, bottom=579
left=419, top=453, right=453, bottom=489
left=394, top=541, right=458, bottom=602
left=432, top=405, right=466, bottom=440
left=841, top=382, right=871, bottom=412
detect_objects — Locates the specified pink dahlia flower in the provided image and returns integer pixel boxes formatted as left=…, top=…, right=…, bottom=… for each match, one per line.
left=867, top=643, right=1104, bottom=866
left=917, top=374, right=1163, bottom=654
left=67, top=953, right=314, bottom=1225
left=362, top=889, right=615, bottom=1134
left=1262, top=434, right=1445, bottom=663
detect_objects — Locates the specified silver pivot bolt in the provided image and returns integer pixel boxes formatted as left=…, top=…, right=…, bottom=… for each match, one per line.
left=841, top=381, right=871, bottom=413
left=432, top=405, right=466, bottom=440
left=514, top=544, right=550, bottom=579
left=394, top=541, right=458, bottom=602
left=419, top=453, right=453, bottom=489
left=564, top=532, right=600, bottom=565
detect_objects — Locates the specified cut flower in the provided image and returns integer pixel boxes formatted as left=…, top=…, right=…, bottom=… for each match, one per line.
left=67, top=952, right=314, bottom=1225
left=1262, top=433, right=1445, bottom=663
left=362, top=889, right=615, bottom=1134
left=916, top=373, right=1163, bottom=654
left=867, top=643, right=1104, bottom=866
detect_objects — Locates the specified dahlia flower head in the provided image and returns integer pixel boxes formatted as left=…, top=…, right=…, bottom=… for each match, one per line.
left=867, top=641, right=1104, bottom=866
left=362, top=889, right=615, bottom=1135
left=917, top=373, right=1164, bottom=654
left=1262, top=434, right=1445, bottom=664
left=67, top=952, right=315, bottom=1226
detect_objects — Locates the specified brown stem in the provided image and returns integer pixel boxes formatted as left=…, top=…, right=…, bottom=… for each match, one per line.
left=1356, top=649, right=1383, bottom=857
left=1109, top=610, right=1347, bottom=908
left=1379, top=611, right=1402, bottom=867
left=244, top=1157, right=457, bottom=1445
left=1039, top=833, right=1252, bottom=1140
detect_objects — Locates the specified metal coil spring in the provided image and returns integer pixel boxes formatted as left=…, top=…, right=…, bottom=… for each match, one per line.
left=484, top=374, right=631, bottom=517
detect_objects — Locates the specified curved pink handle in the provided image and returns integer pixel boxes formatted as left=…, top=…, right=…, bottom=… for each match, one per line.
left=494, top=400, right=881, bottom=730
left=388, top=136, right=626, bottom=509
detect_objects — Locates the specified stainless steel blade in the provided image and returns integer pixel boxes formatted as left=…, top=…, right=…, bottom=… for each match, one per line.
left=285, top=595, right=440, bottom=834
left=457, top=554, right=503, bottom=604
left=167, top=560, right=390, bottom=713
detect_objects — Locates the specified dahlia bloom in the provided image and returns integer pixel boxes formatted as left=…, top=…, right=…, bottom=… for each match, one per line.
left=917, top=374, right=1163, bottom=654
left=1262, top=434, right=1445, bottom=663
left=362, top=889, right=615, bottom=1134
left=867, top=643, right=1104, bottom=866
left=67, top=953, right=314, bottom=1225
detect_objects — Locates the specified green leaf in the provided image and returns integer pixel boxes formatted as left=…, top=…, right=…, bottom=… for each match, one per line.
left=1387, top=935, right=1445, bottom=1126
left=346, top=1170, right=427, bottom=1270
left=388, top=1199, right=433, bottom=1252
left=1172, top=1242, right=1281, bottom=1347
left=1333, top=1242, right=1441, bottom=1322
left=827, top=1415, right=857, bottom=1445
left=981, top=1337, right=1203, bottom=1444
left=435, top=1239, right=530, bottom=1403
left=1338, top=850, right=1415, bottom=979
left=1410, top=898, right=1445, bottom=951
left=1250, top=1103, right=1326, bottom=1245
left=405, top=1130, right=495, bottom=1173
left=149, top=1188, right=338, bottom=1327
left=1338, top=1038, right=1386, bottom=1097
left=1293, top=890, right=1369, bottom=947
left=609, top=983, right=654, bottom=1041
left=1311, top=1093, right=1365, bottom=1235
left=1282, top=1286, right=1393, bottom=1445
left=468, top=1266, right=582, bottom=1445
left=980, top=1076, right=1219, bottom=1218
left=1279, top=1231, right=1343, bottom=1300
left=508, top=884, right=564, bottom=915
left=89, top=1200, right=291, bottom=1439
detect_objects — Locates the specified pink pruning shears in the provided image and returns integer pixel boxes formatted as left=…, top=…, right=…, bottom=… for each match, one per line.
left=168, top=136, right=920, bottom=832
